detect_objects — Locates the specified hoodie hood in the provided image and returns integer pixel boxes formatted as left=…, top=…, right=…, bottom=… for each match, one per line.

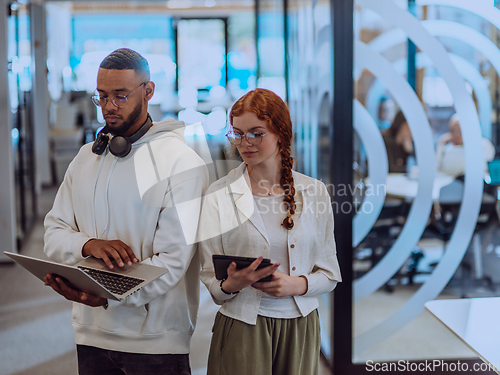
left=134, top=117, right=186, bottom=146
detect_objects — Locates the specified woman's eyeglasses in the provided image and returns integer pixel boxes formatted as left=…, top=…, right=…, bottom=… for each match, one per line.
left=226, top=131, right=270, bottom=145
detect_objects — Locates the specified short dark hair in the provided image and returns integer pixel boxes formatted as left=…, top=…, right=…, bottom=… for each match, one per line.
left=99, top=48, right=150, bottom=81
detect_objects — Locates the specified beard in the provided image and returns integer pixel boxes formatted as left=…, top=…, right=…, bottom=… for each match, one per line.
left=105, top=101, right=143, bottom=136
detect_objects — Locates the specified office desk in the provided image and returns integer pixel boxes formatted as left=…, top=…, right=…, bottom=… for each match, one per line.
left=425, top=298, right=500, bottom=374
left=385, top=173, right=497, bottom=205
left=385, top=173, right=456, bottom=202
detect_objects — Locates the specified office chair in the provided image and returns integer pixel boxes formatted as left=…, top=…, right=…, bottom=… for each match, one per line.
left=430, top=176, right=496, bottom=297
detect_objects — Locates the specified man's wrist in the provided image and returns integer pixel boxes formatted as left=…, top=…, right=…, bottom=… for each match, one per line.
left=82, top=239, right=95, bottom=257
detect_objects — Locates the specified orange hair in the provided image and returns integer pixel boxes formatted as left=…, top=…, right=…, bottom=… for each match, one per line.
left=229, top=88, right=296, bottom=230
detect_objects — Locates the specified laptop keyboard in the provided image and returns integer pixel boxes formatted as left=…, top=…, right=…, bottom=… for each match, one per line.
left=78, top=266, right=145, bottom=295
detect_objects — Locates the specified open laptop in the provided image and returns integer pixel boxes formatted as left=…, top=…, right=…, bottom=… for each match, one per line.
left=4, top=251, right=168, bottom=301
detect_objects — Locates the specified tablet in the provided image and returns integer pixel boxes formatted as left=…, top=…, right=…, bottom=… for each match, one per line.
left=212, top=254, right=273, bottom=282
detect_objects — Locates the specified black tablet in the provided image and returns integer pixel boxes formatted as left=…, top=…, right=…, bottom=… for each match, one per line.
left=212, top=254, right=274, bottom=282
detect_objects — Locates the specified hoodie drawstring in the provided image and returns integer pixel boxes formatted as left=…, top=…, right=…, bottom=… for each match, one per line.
left=101, top=157, right=118, bottom=236
left=93, top=154, right=107, bottom=238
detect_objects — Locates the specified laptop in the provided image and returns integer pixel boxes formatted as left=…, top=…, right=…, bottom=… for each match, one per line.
left=4, top=251, right=168, bottom=301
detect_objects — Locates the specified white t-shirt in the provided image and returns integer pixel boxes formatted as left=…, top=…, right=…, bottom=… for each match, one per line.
left=253, top=194, right=302, bottom=319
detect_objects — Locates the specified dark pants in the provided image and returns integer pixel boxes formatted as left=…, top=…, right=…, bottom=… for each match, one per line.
left=77, top=345, right=191, bottom=375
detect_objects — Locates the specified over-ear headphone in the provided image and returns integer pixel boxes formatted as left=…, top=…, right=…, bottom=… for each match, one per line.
left=92, top=114, right=152, bottom=158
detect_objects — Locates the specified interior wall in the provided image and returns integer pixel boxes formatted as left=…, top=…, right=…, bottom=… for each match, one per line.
left=0, top=0, right=18, bottom=259
left=30, top=3, right=52, bottom=188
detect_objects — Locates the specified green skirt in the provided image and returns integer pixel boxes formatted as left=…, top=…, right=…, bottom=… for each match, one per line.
left=207, top=310, right=321, bottom=375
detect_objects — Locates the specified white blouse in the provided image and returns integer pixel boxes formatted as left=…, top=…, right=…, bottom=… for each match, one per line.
left=198, top=162, right=342, bottom=325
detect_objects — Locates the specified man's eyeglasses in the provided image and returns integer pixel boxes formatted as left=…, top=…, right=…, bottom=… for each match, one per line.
left=226, top=131, right=270, bottom=145
left=91, top=82, right=147, bottom=108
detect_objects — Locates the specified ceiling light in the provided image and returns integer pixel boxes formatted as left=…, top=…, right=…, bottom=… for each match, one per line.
left=166, top=0, right=193, bottom=9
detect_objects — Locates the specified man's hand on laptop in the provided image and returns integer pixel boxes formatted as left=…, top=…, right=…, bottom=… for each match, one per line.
left=44, top=274, right=107, bottom=307
left=82, top=239, right=139, bottom=269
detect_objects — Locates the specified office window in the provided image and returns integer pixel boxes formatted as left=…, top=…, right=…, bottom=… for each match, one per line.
left=257, top=0, right=286, bottom=99
left=228, top=12, right=257, bottom=99
left=70, top=14, right=175, bottom=109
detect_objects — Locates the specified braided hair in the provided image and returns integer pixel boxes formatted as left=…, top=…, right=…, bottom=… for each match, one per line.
left=229, top=88, right=296, bottom=230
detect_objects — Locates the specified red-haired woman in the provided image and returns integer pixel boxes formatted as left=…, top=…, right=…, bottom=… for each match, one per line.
left=199, top=88, right=341, bottom=375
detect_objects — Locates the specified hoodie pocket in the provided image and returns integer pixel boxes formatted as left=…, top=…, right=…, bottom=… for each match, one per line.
left=74, top=304, right=148, bottom=335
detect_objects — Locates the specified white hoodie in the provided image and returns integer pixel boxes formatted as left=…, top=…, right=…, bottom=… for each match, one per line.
left=44, top=118, right=208, bottom=354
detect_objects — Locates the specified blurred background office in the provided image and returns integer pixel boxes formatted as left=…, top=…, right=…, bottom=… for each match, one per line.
left=3, top=0, right=500, bottom=374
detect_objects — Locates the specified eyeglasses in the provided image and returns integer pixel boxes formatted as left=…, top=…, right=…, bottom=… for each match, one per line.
left=226, top=131, right=270, bottom=145
left=91, top=82, right=147, bottom=108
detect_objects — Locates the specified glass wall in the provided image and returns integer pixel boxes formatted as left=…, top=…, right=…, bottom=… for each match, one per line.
left=287, top=0, right=332, bottom=180
left=9, top=2, right=36, bottom=246
left=285, top=0, right=335, bottom=358
left=353, top=0, right=499, bottom=365
left=257, top=0, right=286, bottom=98
left=286, top=0, right=500, bottom=373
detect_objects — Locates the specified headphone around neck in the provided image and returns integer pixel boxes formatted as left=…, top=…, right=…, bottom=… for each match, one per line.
left=92, top=114, right=152, bottom=158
